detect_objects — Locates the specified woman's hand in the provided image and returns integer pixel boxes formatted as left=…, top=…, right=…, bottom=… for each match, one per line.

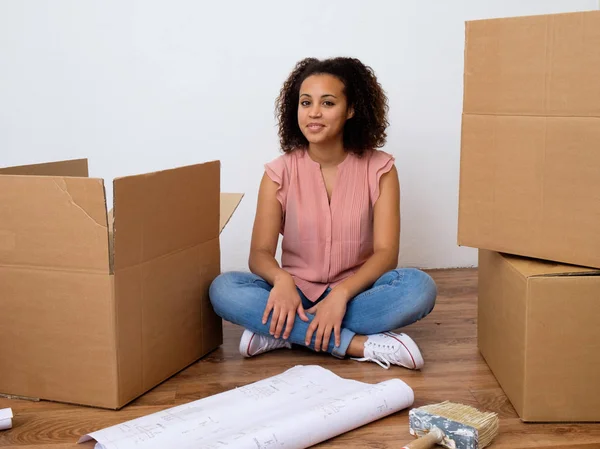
left=304, top=289, right=349, bottom=351
left=262, top=275, right=309, bottom=340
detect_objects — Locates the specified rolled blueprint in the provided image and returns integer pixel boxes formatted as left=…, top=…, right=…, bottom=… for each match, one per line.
left=79, top=365, right=414, bottom=449
left=0, top=408, right=13, bottom=431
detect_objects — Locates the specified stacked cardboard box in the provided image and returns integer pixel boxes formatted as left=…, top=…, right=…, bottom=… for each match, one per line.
left=0, top=158, right=243, bottom=409
left=458, top=10, right=600, bottom=422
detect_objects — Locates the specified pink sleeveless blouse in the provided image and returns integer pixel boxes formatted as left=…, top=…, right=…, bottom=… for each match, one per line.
left=264, top=148, right=395, bottom=301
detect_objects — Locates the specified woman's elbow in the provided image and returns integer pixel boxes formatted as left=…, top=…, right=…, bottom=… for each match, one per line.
left=375, top=247, right=398, bottom=271
left=388, top=252, right=399, bottom=270
left=248, top=250, right=259, bottom=274
left=248, top=247, right=272, bottom=273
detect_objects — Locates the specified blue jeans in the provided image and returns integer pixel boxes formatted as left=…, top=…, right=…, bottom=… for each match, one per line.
left=209, top=268, right=437, bottom=359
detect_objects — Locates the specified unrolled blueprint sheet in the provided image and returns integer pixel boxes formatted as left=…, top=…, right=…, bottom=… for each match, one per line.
left=79, top=365, right=414, bottom=449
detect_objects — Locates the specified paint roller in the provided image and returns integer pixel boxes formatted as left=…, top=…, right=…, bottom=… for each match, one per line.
left=401, top=401, right=499, bottom=449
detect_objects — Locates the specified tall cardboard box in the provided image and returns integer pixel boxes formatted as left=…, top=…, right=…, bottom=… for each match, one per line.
left=458, top=11, right=600, bottom=269
left=0, top=158, right=243, bottom=409
left=478, top=250, right=600, bottom=422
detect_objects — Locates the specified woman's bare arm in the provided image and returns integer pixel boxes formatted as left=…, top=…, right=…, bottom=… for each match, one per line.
left=248, top=173, right=291, bottom=285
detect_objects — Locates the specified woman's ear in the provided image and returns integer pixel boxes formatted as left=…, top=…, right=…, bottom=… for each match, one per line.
left=346, top=106, right=355, bottom=120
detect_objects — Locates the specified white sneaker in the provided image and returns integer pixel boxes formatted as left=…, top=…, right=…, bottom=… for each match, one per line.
left=352, top=331, right=424, bottom=370
left=239, top=329, right=292, bottom=358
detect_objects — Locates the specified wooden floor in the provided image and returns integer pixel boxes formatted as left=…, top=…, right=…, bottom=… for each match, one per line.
left=2, top=268, right=600, bottom=448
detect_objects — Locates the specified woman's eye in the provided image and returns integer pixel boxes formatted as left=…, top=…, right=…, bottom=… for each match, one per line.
left=323, top=101, right=334, bottom=106
left=300, top=100, right=310, bottom=106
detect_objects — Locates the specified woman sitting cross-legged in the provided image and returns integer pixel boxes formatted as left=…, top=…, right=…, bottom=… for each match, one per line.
left=209, top=57, right=437, bottom=369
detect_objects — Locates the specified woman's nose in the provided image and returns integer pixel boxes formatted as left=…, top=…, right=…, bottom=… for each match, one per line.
left=309, top=106, right=322, bottom=118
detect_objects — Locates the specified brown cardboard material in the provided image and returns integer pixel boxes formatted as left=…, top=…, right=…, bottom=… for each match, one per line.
left=458, top=11, right=600, bottom=269
left=0, top=158, right=243, bottom=409
left=220, top=193, right=244, bottom=233
left=0, top=158, right=89, bottom=177
left=478, top=250, right=600, bottom=422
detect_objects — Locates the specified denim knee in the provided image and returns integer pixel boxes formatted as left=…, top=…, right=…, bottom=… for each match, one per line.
left=209, top=271, right=269, bottom=319
left=209, top=271, right=241, bottom=318
left=403, top=268, right=437, bottom=315
left=385, top=268, right=437, bottom=315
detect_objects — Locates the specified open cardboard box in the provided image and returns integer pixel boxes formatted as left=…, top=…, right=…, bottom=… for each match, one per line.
left=478, top=250, right=600, bottom=422
left=0, top=158, right=243, bottom=409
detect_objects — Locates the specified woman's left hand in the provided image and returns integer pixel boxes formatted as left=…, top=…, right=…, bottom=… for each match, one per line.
left=304, top=289, right=349, bottom=351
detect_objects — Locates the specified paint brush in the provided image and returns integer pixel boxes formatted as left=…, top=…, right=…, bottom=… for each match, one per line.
left=401, top=401, right=499, bottom=449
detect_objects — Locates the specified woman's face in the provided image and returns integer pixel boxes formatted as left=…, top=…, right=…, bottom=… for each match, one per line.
left=297, top=74, right=354, bottom=147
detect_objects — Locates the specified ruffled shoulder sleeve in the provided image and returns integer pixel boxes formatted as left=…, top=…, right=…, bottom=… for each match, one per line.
left=367, top=150, right=396, bottom=204
left=264, top=153, right=291, bottom=212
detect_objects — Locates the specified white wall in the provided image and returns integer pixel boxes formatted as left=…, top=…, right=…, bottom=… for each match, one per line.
left=0, top=0, right=597, bottom=270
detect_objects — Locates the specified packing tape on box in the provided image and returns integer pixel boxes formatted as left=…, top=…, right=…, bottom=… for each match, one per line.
left=0, top=408, right=13, bottom=430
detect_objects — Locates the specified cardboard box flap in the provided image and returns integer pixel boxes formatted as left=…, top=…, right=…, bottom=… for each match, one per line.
left=0, top=159, right=89, bottom=177
left=220, top=193, right=244, bottom=234
left=464, top=11, right=600, bottom=117
left=113, top=161, right=220, bottom=271
left=502, top=253, right=600, bottom=279
left=0, top=175, right=109, bottom=271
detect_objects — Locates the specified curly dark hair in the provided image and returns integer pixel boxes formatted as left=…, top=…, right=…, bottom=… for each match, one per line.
left=275, top=57, right=389, bottom=156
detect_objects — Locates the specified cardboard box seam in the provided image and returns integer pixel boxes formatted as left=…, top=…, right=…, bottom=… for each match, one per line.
left=108, top=274, right=118, bottom=408
left=503, top=255, right=528, bottom=281
left=532, top=271, right=600, bottom=278
left=113, top=236, right=220, bottom=273
left=457, top=112, right=468, bottom=247
left=0, top=264, right=108, bottom=275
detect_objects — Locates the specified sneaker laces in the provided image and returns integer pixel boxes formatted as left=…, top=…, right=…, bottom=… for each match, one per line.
left=250, top=333, right=291, bottom=356
left=260, top=335, right=290, bottom=352
left=351, top=337, right=404, bottom=369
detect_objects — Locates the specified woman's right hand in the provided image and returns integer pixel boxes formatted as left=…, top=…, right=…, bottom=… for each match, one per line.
left=262, top=275, right=309, bottom=340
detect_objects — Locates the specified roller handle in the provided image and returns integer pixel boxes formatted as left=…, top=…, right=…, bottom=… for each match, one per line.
left=401, top=428, right=444, bottom=449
